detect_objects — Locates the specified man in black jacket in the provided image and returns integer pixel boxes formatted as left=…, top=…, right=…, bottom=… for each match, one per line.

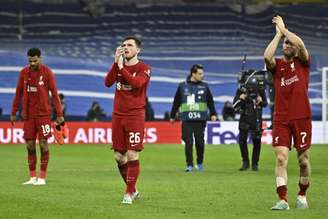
left=170, top=64, right=217, bottom=172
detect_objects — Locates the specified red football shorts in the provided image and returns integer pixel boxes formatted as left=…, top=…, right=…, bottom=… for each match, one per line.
left=23, top=117, right=52, bottom=140
left=111, top=116, right=145, bottom=153
left=272, top=118, right=312, bottom=151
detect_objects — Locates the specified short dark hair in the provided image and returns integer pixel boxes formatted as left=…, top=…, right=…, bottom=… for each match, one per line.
left=122, top=36, right=141, bottom=48
left=27, top=48, right=41, bottom=57
left=190, top=64, right=204, bottom=75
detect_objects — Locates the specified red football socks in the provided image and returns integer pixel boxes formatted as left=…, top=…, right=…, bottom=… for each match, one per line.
left=27, top=150, right=37, bottom=178
left=118, top=163, right=128, bottom=184
left=39, top=150, right=49, bottom=179
left=126, top=160, right=140, bottom=194
left=277, top=185, right=287, bottom=201
left=298, top=182, right=310, bottom=196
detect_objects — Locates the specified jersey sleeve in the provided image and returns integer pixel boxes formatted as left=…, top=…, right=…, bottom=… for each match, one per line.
left=48, top=69, right=63, bottom=117
left=105, top=63, right=119, bottom=87
left=119, top=64, right=151, bottom=88
left=11, top=70, right=24, bottom=116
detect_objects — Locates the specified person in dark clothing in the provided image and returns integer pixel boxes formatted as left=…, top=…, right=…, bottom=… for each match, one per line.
left=52, top=93, right=66, bottom=120
left=170, top=64, right=217, bottom=172
left=145, top=97, right=155, bottom=121
left=233, top=85, right=267, bottom=171
left=86, top=101, right=106, bottom=121
left=222, top=100, right=235, bottom=121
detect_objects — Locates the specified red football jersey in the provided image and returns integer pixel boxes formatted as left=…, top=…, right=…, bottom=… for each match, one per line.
left=105, top=61, right=151, bottom=117
left=12, top=64, right=63, bottom=119
left=272, top=57, right=311, bottom=121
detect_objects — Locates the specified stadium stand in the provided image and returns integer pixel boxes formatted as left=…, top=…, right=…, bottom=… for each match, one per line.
left=0, top=1, right=327, bottom=119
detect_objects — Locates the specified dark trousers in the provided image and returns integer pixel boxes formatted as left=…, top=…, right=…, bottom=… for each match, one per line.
left=182, top=121, right=206, bottom=166
left=239, top=129, right=261, bottom=166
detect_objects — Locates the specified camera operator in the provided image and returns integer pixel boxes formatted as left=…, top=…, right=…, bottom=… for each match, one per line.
left=233, top=70, right=268, bottom=171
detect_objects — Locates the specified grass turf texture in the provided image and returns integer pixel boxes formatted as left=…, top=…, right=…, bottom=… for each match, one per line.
left=0, top=144, right=327, bottom=219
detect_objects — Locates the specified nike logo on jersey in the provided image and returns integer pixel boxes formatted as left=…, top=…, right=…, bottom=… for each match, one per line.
left=300, top=143, right=307, bottom=148
left=131, top=143, right=138, bottom=147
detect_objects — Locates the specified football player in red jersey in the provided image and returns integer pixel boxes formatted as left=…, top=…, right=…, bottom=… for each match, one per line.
left=264, top=16, right=311, bottom=210
left=105, top=37, right=151, bottom=204
left=11, top=48, right=64, bottom=185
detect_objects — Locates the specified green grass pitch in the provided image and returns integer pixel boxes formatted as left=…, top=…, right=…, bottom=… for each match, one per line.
left=0, top=144, right=327, bottom=219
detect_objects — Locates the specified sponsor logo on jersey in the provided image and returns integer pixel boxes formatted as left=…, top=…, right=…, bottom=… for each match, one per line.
left=116, top=82, right=132, bottom=91
left=27, top=85, right=37, bottom=92
left=122, top=84, right=133, bottom=90
left=280, top=75, right=299, bottom=87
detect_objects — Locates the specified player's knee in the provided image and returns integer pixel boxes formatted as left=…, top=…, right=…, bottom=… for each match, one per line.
left=126, top=150, right=139, bottom=161
left=26, top=140, right=36, bottom=150
left=276, top=154, right=287, bottom=166
left=298, top=157, right=309, bottom=169
left=299, top=160, right=308, bottom=170
left=39, top=139, right=48, bottom=151
left=114, top=152, right=126, bottom=165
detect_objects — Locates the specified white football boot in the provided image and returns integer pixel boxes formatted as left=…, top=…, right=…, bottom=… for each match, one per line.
left=271, top=199, right=290, bottom=210
left=132, top=190, right=140, bottom=200
left=33, top=178, right=46, bottom=186
left=296, top=195, right=309, bottom=209
left=121, top=193, right=133, bottom=204
left=22, top=177, right=37, bottom=185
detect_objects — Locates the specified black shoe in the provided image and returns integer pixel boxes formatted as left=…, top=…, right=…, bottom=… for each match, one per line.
left=252, top=165, right=259, bottom=171
left=239, top=162, right=249, bottom=171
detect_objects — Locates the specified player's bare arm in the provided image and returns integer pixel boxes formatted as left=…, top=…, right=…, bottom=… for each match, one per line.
left=210, top=115, right=217, bottom=121
left=10, top=115, right=16, bottom=126
left=273, top=15, right=309, bottom=62
left=264, top=23, right=283, bottom=71
left=56, top=116, right=65, bottom=125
